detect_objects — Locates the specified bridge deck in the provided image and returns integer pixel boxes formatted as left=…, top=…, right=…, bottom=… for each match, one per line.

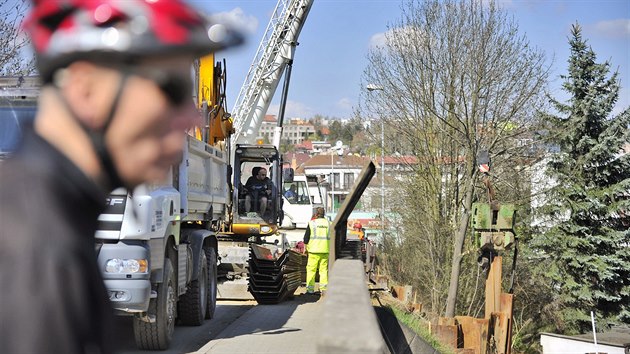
left=195, top=290, right=322, bottom=353
left=195, top=259, right=388, bottom=354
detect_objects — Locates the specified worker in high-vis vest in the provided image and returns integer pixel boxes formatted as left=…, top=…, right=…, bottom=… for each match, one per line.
left=303, top=207, right=330, bottom=295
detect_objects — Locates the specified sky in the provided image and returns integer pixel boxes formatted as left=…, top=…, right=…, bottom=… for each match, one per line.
left=191, top=0, right=629, bottom=121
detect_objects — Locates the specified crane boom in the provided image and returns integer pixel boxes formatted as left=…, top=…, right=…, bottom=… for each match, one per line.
left=230, top=0, right=313, bottom=151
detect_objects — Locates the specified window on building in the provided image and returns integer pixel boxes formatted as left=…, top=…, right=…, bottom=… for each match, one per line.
left=344, top=173, right=355, bottom=189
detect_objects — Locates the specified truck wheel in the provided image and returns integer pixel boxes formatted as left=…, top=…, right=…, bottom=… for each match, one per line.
left=133, top=259, right=176, bottom=350
left=205, top=247, right=218, bottom=319
left=178, top=252, right=208, bottom=325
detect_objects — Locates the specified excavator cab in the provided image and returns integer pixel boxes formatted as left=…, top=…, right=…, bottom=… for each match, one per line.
left=232, top=144, right=282, bottom=236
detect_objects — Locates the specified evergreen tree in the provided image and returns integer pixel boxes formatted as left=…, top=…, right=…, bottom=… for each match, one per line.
left=534, top=24, right=630, bottom=333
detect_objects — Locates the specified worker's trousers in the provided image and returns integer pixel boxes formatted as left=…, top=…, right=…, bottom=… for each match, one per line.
left=306, top=252, right=328, bottom=292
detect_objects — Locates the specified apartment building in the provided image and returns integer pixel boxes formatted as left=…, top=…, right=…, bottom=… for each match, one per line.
left=258, top=115, right=316, bottom=145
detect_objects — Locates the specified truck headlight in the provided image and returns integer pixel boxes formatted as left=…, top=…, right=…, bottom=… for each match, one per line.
left=105, top=259, right=148, bottom=274
left=260, top=226, right=271, bottom=233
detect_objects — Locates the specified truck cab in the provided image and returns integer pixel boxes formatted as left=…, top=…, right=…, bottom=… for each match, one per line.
left=281, top=174, right=324, bottom=228
left=0, top=77, right=39, bottom=160
left=279, top=174, right=325, bottom=246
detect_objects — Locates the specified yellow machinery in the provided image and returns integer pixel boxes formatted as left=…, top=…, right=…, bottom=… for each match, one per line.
left=195, top=54, right=284, bottom=299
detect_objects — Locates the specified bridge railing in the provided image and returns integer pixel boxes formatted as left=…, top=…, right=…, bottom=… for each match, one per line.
left=315, top=161, right=384, bottom=352
left=317, top=259, right=386, bottom=354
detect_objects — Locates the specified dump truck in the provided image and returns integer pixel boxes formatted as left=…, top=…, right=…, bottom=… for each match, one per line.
left=96, top=0, right=315, bottom=349
left=94, top=54, right=288, bottom=350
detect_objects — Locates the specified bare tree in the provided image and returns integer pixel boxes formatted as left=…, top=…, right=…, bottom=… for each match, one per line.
left=360, top=0, right=548, bottom=318
left=0, top=0, right=35, bottom=76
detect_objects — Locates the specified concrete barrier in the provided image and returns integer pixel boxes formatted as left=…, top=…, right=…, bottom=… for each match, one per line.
left=317, top=259, right=387, bottom=354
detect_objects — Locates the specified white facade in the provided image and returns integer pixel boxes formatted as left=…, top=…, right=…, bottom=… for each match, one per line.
left=305, top=167, right=360, bottom=190
left=259, top=120, right=315, bottom=145
left=530, top=156, right=569, bottom=228
left=303, top=160, right=364, bottom=212
left=541, top=333, right=627, bottom=354
left=311, top=141, right=331, bottom=154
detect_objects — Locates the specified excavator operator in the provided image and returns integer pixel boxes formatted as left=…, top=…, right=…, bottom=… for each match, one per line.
left=245, top=166, right=273, bottom=216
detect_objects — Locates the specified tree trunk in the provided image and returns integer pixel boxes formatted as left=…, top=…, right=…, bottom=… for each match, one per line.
left=445, top=173, right=475, bottom=317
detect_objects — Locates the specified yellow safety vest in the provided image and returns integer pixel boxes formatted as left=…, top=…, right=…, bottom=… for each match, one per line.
left=307, top=218, right=330, bottom=253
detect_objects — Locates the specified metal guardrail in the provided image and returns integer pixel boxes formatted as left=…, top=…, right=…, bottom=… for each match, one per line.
left=317, top=259, right=386, bottom=354
left=318, top=162, right=384, bottom=353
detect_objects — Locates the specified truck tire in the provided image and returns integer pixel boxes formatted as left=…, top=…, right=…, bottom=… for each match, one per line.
left=205, top=247, right=218, bottom=319
left=178, top=252, right=208, bottom=325
left=133, top=259, right=176, bottom=350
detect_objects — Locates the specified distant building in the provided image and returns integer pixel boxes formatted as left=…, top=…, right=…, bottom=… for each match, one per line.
left=540, top=327, right=630, bottom=354
left=283, top=152, right=311, bottom=170
left=296, top=152, right=420, bottom=212
left=311, top=141, right=331, bottom=154
left=530, top=156, right=562, bottom=229
left=293, top=140, right=313, bottom=154
left=319, top=126, right=330, bottom=140
left=258, top=115, right=316, bottom=145
left=376, top=155, right=418, bottom=176
left=300, top=154, right=371, bottom=212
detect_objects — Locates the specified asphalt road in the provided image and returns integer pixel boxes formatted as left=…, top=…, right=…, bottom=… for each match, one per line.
left=116, top=300, right=257, bottom=354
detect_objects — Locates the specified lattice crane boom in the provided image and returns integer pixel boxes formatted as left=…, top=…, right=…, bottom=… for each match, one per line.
left=230, top=0, right=313, bottom=152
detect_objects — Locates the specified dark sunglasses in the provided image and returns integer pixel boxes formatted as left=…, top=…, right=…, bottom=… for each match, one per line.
left=157, top=75, right=190, bottom=106
left=136, top=68, right=191, bottom=106
left=109, top=64, right=192, bottom=106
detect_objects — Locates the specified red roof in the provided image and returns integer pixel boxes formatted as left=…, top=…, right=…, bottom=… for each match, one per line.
left=375, top=155, right=464, bottom=165
left=302, top=154, right=372, bottom=168
left=283, top=152, right=311, bottom=169
left=374, top=155, right=418, bottom=165
left=295, top=140, right=313, bottom=150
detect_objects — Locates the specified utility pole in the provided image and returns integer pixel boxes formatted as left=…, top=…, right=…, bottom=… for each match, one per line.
left=331, top=152, right=334, bottom=213
left=366, top=84, right=385, bottom=243
left=331, top=141, right=343, bottom=214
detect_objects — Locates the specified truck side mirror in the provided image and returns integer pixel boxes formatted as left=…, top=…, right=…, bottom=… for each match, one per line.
left=283, top=168, right=294, bottom=183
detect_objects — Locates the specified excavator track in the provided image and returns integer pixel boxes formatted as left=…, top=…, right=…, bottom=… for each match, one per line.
left=248, top=244, right=307, bottom=304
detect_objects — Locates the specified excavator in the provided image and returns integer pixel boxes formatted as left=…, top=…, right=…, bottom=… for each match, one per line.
left=200, top=0, right=315, bottom=302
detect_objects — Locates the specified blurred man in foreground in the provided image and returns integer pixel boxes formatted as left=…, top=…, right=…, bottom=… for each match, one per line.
left=0, top=1, right=241, bottom=353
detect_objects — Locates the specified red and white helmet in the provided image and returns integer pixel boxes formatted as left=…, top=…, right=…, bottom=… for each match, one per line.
left=23, top=0, right=243, bottom=81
